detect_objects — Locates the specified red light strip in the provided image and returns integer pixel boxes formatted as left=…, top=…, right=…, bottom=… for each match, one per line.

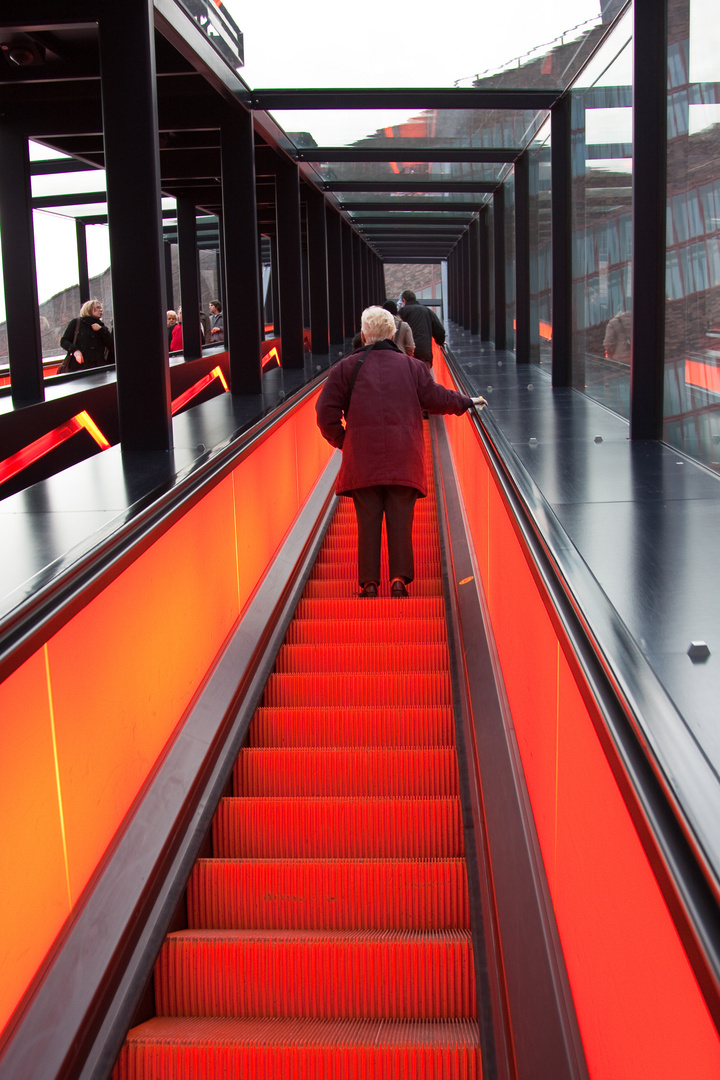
left=171, top=365, right=229, bottom=415
left=0, top=410, right=110, bottom=486
left=262, top=346, right=280, bottom=372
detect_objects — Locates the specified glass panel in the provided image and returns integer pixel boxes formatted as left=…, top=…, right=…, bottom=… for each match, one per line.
left=233, top=1, right=612, bottom=94
left=274, top=108, right=545, bottom=153
left=308, top=161, right=507, bottom=185
left=663, top=0, right=720, bottom=470
left=570, top=7, right=633, bottom=417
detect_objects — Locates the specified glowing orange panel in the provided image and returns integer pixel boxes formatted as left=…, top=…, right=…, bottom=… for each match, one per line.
left=232, top=423, right=299, bottom=614
left=555, top=657, right=720, bottom=1078
left=46, top=474, right=239, bottom=899
left=0, top=650, right=70, bottom=1033
left=293, top=390, right=334, bottom=508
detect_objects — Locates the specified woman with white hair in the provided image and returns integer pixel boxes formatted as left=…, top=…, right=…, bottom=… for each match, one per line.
left=316, top=305, right=486, bottom=597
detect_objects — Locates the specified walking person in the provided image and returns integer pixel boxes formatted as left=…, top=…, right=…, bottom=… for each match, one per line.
left=382, top=299, right=414, bottom=356
left=316, top=306, right=486, bottom=598
left=398, top=289, right=445, bottom=367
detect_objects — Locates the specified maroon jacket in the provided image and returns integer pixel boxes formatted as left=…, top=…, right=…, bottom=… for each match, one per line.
left=316, top=341, right=473, bottom=498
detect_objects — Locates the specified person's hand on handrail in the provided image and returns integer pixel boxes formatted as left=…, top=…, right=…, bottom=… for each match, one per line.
left=471, top=395, right=488, bottom=411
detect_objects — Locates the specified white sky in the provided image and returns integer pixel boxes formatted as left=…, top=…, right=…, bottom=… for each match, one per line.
left=0, top=0, right=604, bottom=327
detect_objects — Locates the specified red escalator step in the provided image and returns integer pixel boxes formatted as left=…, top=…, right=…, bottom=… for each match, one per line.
left=293, top=596, right=446, bottom=620
left=302, top=577, right=443, bottom=598
left=233, top=747, right=459, bottom=797
left=284, top=618, right=447, bottom=645
left=114, top=1016, right=482, bottom=1080
left=213, top=796, right=464, bottom=858
left=263, top=671, right=452, bottom=708
left=273, top=642, right=450, bottom=674
left=187, top=858, right=470, bottom=930
left=154, top=928, right=477, bottom=1020
left=247, top=706, right=455, bottom=748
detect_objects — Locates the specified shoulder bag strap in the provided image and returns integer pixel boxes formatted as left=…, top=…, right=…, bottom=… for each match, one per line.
left=344, top=342, right=374, bottom=418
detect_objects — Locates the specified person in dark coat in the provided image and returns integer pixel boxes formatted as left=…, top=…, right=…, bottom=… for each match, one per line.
left=60, top=298, right=114, bottom=368
left=316, top=306, right=486, bottom=597
left=398, top=289, right=445, bottom=366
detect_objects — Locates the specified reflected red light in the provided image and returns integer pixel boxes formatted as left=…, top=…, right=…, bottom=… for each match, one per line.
left=171, top=365, right=229, bottom=415
left=685, top=359, right=720, bottom=393
left=0, top=411, right=110, bottom=485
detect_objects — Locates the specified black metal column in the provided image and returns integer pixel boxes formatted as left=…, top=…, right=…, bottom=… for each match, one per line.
left=551, top=95, right=572, bottom=386
left=177, top=197, right=203, bottom=361
left=98, top=0, right=171, bottom=451
left=341, top=221, right=355, bottom=338
left=326, top=207, right=344, bottom=345
left=0, top=125, right=44, bottom=405
left=469, top=218, right=480, bottom=335
left=269, top=237, right=280, bottom=332
left=631, top=0, right=667, bottom=439
left=479, top=207, right=491, bottom=342
left=306, top=186, right=329, bottom=355
left=493, top=186, right=506, bottom=349
left=274, top=156, right=305, bottom=369
left=221, top=106, right=262, bottom=393
left=449, top=246, right=457, bottom=323
left=352, top=232, right=363, bottom=327
left=76, top=220, right=90, bottom=305
left=164, top=241, right=174, bottom=311
left=515, top=152, right=531, bottom=363
left=458, top=237, right=467, bottom=329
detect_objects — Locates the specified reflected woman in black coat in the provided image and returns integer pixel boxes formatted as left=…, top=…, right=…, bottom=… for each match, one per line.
left=60, top=298, right=114, bottom=368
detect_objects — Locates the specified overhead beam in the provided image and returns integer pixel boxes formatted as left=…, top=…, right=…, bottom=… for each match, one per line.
left=250, top=88, right=560, bottom=111
left=324, top=181, right=497, bottom=194
left=348, top=214, right=474, bottom=225
left=296, top=147, right=520, bottom=164
left=339, top=199, right=489, bottom=211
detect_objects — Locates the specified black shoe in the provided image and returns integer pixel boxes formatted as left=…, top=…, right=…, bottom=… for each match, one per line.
left=390, top=578, right=409, bottom=598
left=359, top=581, right=378, bottom=598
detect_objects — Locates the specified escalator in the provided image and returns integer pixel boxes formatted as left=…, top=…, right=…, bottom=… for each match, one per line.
left=112, top=427, right=484, bottom=1077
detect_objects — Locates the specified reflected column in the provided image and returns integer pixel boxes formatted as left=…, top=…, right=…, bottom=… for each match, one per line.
left=221, top=105, right=262, bottom=393
left=0, top=126, right=44, bottom=406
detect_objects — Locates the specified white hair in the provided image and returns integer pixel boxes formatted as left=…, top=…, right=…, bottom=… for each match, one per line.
left=361, top=306, right=396, bottom=344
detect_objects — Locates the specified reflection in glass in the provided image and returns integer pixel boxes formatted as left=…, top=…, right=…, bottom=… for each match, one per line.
left=570, top=8, right=633, bottom=416
left=663, top=0, right=720, bottom=470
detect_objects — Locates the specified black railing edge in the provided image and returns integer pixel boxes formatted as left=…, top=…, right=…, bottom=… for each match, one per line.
left=440, top=343, right=720, bottom=1031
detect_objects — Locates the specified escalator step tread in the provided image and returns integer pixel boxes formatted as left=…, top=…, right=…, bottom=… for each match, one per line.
left=233, top=747, right=459, bottom=797
left=262, top=672, right=453, bottom=708
left=115, top=1016, right=482, bottom=1080
left=247, top=706, right=455, bottom=747
left=187, top=858, right=471, bottom=930
left=154, top=928, right=477, bottom=1020
left=213, top=796, right=464, bottom=858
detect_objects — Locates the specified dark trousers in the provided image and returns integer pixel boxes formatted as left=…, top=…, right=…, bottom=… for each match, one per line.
left=351, top=485, right=418, bottom=585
